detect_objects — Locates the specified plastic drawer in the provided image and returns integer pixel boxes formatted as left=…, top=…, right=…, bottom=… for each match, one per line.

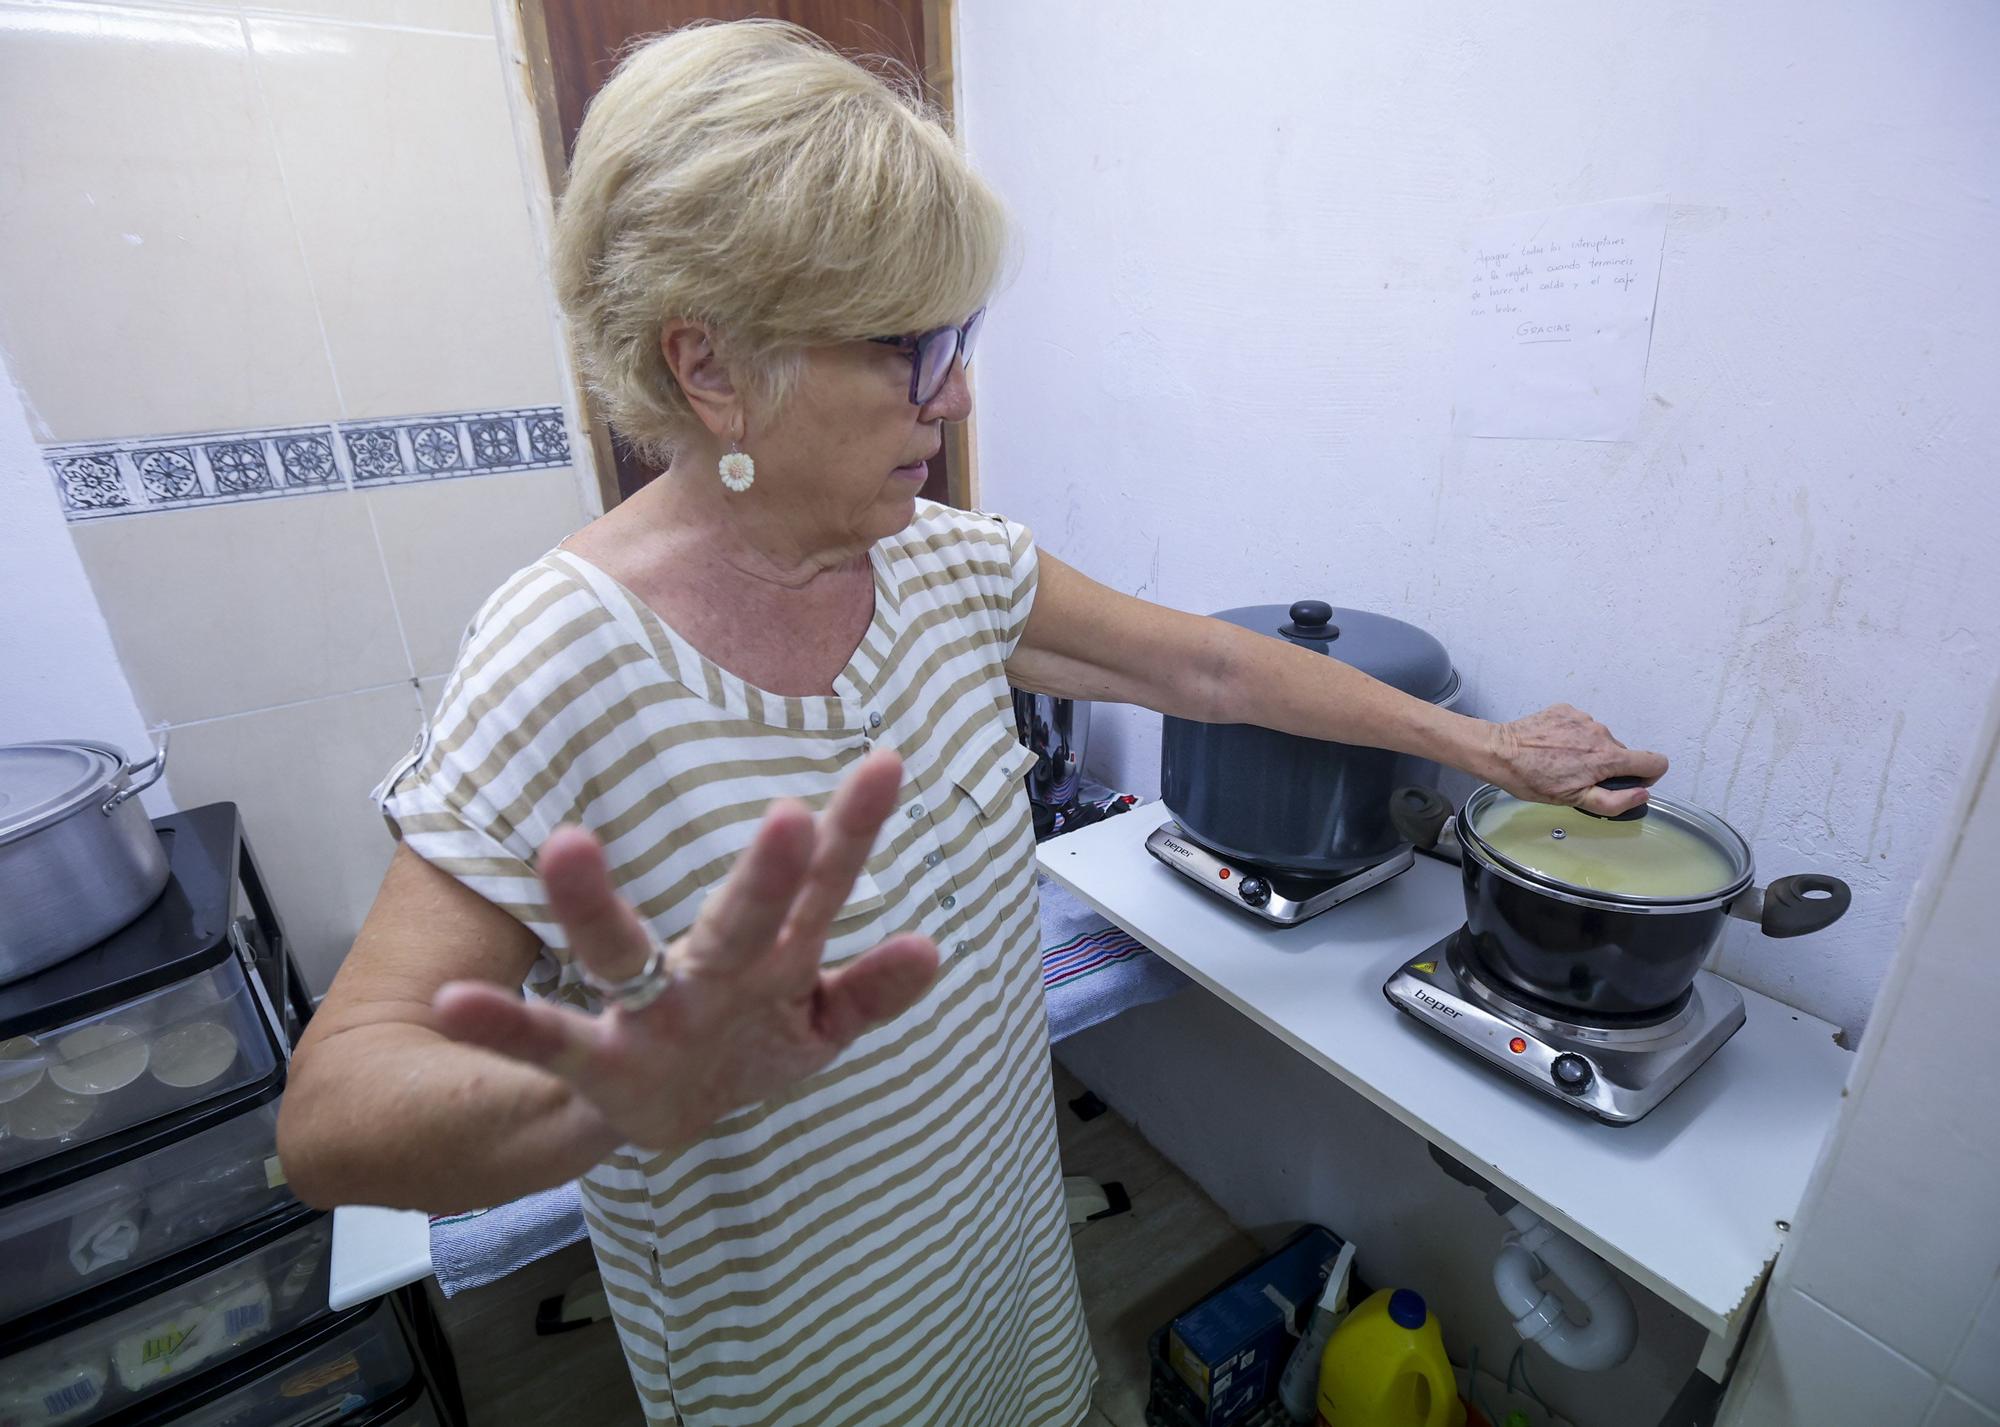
left=0, top=963, right=279, bottom=1181
left=169, top=1297, right=416, bottom=1427
left=0, top=1097, right=294, bottom=1328
left=0, top=1212, right=331, bottom=1427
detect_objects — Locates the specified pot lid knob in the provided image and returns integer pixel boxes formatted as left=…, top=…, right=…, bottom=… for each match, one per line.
left=1281, top=600, right=1340, bottom=642
left=1582, top=775, right=1650, bottom=821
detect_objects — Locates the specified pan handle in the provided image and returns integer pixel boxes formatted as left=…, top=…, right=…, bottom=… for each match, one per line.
left=1391, top=786, right=1456, bottom=856
left=1759, top=874, right=1852, bottom=938
left=1731, top=874, right=1853, bottom=937
left=102, top=729, right=171, bottom=815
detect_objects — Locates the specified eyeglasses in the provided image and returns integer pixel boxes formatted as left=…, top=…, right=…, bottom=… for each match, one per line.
left=868, top=308, right=984, bottom=406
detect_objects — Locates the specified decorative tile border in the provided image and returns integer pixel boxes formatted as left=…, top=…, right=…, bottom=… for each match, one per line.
left=44, top=406, right=572, bottom=521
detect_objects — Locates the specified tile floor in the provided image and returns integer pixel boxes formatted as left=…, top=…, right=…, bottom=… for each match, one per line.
left=428, top=1055, right=1260, bottom=1427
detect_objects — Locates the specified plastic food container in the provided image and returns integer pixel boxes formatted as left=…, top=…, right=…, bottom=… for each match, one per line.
left=0, top=1210, right=331, bottom=1427
left=0, top=1095, right=294, bottom=1326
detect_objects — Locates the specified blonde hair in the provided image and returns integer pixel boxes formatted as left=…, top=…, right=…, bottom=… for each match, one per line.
left=550, top=20, right=1008, bottom=463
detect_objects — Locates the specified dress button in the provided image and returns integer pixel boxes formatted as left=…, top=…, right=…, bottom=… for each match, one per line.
left=867, top=711, right=884, bottom=730
left=940, top=893, right=956, bottom=909
left=908, top=802, right=925, bottom=820
left=955, top=940, right=969, bottom=954
left=924, top=851, right=942, bottom=869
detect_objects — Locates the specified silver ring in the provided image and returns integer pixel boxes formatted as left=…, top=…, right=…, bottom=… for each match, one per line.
left=580, top=940, right=674, bottom=1012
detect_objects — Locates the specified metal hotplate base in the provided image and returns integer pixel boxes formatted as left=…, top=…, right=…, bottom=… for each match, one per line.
left=1145, top=821, right=1414, bottom=924
left=1383, top=930, right=1747, bottom=1124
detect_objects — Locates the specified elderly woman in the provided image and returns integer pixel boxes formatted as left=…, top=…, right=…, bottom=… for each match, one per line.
left=278, top=20, right=1663, bottom=1427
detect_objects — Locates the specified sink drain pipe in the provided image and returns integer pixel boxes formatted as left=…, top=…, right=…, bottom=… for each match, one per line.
left=1431, top=1144, right=1638, bottom=1372
left=1492, top=1199, right=1638, bottom=1370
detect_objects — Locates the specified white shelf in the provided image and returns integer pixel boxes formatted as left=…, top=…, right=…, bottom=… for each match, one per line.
left=329, top=1203, right=432, bottom=1311
left=1036, top=809, right=1852, bottom=1355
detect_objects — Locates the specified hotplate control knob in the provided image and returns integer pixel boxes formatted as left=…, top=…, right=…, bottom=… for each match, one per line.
left=1551, top=1054, right=1594, bottom=1094
left=1237, top=875, right=1271, bottom=908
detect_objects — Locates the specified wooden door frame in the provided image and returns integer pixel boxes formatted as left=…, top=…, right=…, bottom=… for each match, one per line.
left=512, top=0, right=980, bottom=513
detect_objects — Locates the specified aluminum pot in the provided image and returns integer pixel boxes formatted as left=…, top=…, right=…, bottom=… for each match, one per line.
left=0, top=736, right=171, bottom=984
left=1392, top=783, right=1851, bottom=1018
left=1162, top=600, right=1460, bottom=874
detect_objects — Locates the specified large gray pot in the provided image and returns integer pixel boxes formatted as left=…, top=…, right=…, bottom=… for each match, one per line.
left=1162, top=600, right=1459, bottom=875
left=0, top=736, right=172, bottom=983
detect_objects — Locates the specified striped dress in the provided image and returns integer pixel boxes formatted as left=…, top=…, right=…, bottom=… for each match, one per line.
left=370, top=499, right=1097, bottom=1427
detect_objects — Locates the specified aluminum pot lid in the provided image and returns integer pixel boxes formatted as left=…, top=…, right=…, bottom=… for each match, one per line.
left=0, top=742, right=126, bottom=845
left=1462, top=783, right=1752, bottom=902
left=1210, top=600, right=1460, bottom=705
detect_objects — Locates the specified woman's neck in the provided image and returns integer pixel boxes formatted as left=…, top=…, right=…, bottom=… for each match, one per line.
left=627, top=460, right=871, bottom=592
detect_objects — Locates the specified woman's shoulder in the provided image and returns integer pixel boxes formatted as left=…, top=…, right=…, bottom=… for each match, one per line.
left=890, top=498, right=1031, bottom=576
left=425, top=548, right=661, bottom=740
left=461, top=543, right=676, bottom=664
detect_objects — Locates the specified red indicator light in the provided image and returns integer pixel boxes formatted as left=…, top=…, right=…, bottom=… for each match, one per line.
left=1509, top=1037, right=1528, bottom=1054
left=1219, top=868, right=1231, bottom=879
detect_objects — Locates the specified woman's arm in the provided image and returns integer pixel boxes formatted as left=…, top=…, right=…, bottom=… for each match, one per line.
left=277, top=844, right=621, bottom=1214
left=279, top=752, right=941, bottom=1215
left=1005, top=551, right=1666, bottom=811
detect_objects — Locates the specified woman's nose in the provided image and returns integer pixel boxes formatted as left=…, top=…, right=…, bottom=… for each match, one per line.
left=919, top=359, right=973, bottom=422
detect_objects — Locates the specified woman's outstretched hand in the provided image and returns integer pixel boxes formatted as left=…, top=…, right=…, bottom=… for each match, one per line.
left=1486, top=705, right=1670, bottom=818
left=429, top=749, right=939, bottom=1154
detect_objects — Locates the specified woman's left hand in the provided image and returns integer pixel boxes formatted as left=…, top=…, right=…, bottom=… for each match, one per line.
left=1485, top=705, right=1669, bottom=817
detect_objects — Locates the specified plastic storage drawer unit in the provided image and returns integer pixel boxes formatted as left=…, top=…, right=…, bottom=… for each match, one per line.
left=358, top=1385, right=441, bottom=1427
left=0, top=1210, right=332, bottom=1427
left=163, top=1297, right=417, bottom=1427
left=0, top=807, right=289, bottom=1187
left=0, top=1094, right=295, bottom=1327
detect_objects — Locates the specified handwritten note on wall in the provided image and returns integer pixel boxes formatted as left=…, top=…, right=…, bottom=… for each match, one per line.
left=1451, top=195, right=1668, bottom=441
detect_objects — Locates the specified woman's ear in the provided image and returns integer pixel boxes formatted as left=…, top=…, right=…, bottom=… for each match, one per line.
left=660, top=321, right=740, bottom=439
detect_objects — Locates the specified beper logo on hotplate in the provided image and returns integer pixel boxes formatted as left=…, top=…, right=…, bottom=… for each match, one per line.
left=1413, top=988, right=1462, bottom=1019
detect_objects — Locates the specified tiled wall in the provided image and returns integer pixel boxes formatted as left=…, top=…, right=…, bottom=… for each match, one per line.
left=1717, top=695, right=2000, bottom=1427
left=0, top=0, right=597, bottom=993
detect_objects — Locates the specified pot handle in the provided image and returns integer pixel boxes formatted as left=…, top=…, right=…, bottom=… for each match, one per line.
left=102, top=730, right=171, bottom=815
left=1733, top=874, right=1852, bottom=937
left=1391, top=786, right=1454, bottom=853
left=1757, top=873, right=1852, bottom=938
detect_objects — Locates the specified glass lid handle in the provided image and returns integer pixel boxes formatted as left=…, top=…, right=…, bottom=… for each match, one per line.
left=1580, top=775, right=1649, bottom=822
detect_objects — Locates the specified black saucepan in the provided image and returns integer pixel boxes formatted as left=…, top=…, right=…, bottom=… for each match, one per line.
left=1392, top=783, right=1851, bottom=1019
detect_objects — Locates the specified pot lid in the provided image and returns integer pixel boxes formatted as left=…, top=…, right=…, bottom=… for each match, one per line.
left=1462, top=783, right=1752, bottom=902
left=1211, top=600, right=1460, bottom=705
left=0, top=742, right=126, bottom=845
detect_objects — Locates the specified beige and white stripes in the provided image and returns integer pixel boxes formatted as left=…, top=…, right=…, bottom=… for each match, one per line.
left=372, top=500, right=1096, bottom=1426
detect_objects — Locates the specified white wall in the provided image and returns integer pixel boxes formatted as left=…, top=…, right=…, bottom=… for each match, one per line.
left=0, top=0, right=595, bottom=992
left=0, top=355, right=170, bottom=818
left=1717, top=688, right=2000, bottom=1424
left=958, top=0, right=2000, bottom=1042
left=960, top=3, right=1998, bottom=1419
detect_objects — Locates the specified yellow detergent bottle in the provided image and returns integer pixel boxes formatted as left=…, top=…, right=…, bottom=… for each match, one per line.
left=1315, top=1288, right=1466, bottom=1427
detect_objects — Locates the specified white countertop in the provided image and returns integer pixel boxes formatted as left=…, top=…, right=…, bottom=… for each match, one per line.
left=1036, top=809, right=1853, bottom=1350
left=329, top=1203, right=432, bottom=1311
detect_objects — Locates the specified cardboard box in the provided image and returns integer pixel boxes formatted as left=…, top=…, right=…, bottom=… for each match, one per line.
left=1164, top=1225, right=1347, bottom=1427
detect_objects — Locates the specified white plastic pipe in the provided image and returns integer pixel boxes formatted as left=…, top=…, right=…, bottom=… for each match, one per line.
left=1490, top=1203, right=1638, bottom=1372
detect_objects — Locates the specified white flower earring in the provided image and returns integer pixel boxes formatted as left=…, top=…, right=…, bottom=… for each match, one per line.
left=718, top=439, right=755, bottom=493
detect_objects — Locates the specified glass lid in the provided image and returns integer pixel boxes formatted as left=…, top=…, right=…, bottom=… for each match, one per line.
left=1462, top=784, right=1751, bottom=902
